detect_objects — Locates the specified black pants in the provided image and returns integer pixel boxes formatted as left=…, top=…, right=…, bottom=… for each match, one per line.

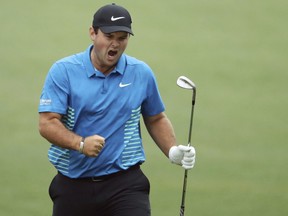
left=49, top=167, right=151, bottom=216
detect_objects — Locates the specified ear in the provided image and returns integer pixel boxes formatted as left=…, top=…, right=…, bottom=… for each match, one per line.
left=89, top=26, right=96, bottom=41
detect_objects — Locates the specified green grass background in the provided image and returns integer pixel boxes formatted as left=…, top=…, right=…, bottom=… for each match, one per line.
left=1, top=0, right=287, bottom=215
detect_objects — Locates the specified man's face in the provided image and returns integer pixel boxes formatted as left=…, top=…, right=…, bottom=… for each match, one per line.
left=90, top=28, right=129, bottom=72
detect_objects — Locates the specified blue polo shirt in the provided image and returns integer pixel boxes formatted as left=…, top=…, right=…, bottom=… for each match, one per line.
left=39, top=45, right=165, bottom=178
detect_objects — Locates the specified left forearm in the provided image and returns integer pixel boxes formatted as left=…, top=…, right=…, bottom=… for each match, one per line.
left=144, top=112, right=177, bottom=157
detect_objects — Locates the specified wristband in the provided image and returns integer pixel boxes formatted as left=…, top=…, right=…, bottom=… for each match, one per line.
left=79, top=137, right=85, bottom=154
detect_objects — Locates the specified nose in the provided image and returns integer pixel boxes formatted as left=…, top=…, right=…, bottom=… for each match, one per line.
left=111, top=39, right=120, bottom=48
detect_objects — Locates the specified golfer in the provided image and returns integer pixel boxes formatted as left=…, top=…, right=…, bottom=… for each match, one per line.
left=38, top=3, right=196, bottom=216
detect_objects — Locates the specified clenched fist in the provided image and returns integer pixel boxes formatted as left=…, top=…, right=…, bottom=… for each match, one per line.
left=81, top=135, right=105, bottom=157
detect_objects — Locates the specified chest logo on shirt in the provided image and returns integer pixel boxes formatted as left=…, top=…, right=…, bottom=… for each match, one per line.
left=119, top=82, right=132, bottom=88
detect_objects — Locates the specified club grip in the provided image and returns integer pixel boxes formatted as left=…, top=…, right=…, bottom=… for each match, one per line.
left=180, top=206, right=185, bottom=216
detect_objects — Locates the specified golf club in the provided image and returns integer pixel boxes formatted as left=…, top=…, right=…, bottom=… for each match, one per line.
left=176, top=76, right=196, bottom=216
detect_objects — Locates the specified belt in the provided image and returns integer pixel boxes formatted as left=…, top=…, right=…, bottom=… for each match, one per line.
left=58, top=163, right=140, bottom=182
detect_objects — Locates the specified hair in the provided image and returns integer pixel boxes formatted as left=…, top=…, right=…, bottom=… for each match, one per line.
left=93, top=27, right=99, bottom=34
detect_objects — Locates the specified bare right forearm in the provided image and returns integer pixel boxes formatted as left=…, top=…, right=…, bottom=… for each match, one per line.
left=38, top=112, right=81, bottom=151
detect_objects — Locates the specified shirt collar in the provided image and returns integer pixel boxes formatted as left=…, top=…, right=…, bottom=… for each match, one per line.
left=84, top=45, right=126, bottom=78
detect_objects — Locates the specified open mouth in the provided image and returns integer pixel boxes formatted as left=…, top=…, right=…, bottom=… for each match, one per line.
left=108, top=50, right=118, bottom=57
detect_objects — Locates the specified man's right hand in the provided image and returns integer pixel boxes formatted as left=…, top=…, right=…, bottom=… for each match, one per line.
left=82, top=135, right=105, bottom=157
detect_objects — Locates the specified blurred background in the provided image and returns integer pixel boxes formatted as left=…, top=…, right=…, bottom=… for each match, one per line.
left=0, top=0, right=287, bottom=215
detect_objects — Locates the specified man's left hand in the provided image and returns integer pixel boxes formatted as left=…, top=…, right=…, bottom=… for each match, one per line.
left=169, top=145, right=196, bottom=170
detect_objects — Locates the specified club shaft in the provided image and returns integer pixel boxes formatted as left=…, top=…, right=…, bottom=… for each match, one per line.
left=188, top=98, right=195, bottom=145
left=179, top=91, right=195, bottom=216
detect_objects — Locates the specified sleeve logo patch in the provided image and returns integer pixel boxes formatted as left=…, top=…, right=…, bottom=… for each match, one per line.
left=40, top=99, right=52, bottom=105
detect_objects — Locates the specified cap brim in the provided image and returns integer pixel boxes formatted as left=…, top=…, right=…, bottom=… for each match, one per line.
left=100, top=26, right=134, bottom=36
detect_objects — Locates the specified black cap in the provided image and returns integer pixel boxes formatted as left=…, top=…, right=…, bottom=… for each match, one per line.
left=92, top=3, right=133, bottom=35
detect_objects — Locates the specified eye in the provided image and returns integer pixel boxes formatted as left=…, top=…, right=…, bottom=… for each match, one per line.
left=119, top=35, right=128, bottom=41
left=104, top=34, right=113, bottom=39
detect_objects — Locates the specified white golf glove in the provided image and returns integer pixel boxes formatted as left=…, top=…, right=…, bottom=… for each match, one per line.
left=169, top=145, right=196, bottom=170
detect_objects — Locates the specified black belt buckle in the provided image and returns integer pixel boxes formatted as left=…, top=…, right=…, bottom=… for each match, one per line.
left=91, top=176, right=106, bottom=182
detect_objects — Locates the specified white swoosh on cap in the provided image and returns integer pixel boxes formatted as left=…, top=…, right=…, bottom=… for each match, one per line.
left=119, top=82, right=132, bottom=88
left=111, top=16, right=125, bottom=21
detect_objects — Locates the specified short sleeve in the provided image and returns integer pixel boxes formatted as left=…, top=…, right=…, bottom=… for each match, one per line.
left=38, top=63, right=69, bottom=114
